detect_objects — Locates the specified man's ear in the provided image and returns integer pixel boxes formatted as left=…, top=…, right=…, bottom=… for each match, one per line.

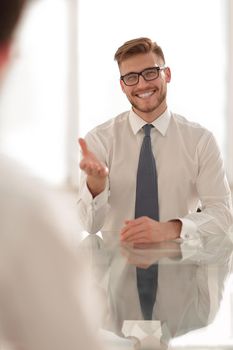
left=120, top=78, right=126, bottom=93
left=164, top=67, right=171, bottom=83
left=0, top=42, right=11, bottom=68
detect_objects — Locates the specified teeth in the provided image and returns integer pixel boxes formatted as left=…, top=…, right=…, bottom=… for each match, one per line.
left=137, top=91, right=153, bottom=98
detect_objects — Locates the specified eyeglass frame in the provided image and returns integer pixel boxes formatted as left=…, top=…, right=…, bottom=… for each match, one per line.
left=120, top=65, right=167, bottom=86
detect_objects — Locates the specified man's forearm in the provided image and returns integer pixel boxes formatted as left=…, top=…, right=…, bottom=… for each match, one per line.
left=87, top=175, right=107, bottom=198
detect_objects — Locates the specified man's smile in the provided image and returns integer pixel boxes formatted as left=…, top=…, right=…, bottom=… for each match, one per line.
left=135, top=90, right=156, bottom=99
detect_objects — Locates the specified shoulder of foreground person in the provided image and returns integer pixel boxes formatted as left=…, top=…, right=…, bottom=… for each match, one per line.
left=0, top=154, right=104, bottom=350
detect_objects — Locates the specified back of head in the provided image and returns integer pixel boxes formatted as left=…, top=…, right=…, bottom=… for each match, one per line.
left=0, top=0, right=26, bottom=45
left=114, top=37, right=165, bottom=66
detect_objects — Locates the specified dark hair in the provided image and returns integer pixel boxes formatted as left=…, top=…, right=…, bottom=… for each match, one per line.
left=0, top=0, right=26, bottom=44
left=114, top=37, right=165, bottom=66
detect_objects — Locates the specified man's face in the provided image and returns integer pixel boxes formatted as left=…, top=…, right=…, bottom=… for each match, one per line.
left=119, top=52, right=171, bottom=121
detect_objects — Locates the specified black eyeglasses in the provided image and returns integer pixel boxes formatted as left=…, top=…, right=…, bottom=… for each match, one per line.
left=120, top=66, right=166, bottom=86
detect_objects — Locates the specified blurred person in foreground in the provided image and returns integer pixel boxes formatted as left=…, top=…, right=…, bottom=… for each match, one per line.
left=0, top=1, right=102, bottom=349
left=77, top=37, right=233, bottom=243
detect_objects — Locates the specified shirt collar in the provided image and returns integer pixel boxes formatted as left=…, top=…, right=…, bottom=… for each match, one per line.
left=129, top=108, right=171, bottom=136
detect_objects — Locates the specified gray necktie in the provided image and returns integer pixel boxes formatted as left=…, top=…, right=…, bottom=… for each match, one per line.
left=135, top=124, right=159, bottom=320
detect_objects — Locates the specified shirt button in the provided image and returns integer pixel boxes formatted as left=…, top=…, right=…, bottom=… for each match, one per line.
left=184, top=233, right=189, bottom=239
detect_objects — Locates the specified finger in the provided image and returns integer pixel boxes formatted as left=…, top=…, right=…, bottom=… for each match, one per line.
left=120, top=226, right=145, bottom=242
left=123, top=217, right=147, bottom=229
left=88, top=163, right=108, bottom=177
left=78, top=138, right=89, bottom=156
left=121, top=220, right=145, bottom=237
left=79, top=159, right=94, bottom=172
left=80, top=160, right=108, bottom=178
left=80, top=160, right=97, bottom=175
left=130, top=217, right=151, bottom=224
left=124, top=220, right=131, bottom=225
left=98, top=165, right=109, bottom=177
left=121, top=221, right=139, bottom=234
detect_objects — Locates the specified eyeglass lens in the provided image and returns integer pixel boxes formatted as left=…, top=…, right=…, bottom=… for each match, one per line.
left=122, top=67, right=160, bottom=86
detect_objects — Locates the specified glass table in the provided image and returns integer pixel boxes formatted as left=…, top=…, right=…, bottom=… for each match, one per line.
left=78, top=231, right=233, bottom=349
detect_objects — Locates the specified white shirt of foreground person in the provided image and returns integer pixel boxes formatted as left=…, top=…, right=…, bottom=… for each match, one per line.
left=0, top=155, right=102, bottom=350
left=77, top=108, right=233, bottom=240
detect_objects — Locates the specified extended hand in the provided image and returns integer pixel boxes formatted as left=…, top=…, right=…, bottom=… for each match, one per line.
left=120, top=216, right=181, bottom=244
left=78, top=138, right=108, bottom=178
left=78, top=138, right=109, bottom=197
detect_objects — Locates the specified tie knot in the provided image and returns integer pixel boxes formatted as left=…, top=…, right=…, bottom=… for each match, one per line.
left=143, top=124, right=153, bottom=136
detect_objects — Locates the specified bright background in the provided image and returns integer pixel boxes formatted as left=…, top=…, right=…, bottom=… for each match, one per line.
left=0, top=0, right=232, bottom=188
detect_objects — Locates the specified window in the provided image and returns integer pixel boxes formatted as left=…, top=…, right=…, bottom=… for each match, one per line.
left=0, top=0, right=69, bottom=185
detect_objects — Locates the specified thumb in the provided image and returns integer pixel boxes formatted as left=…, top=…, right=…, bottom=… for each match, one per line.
left=78, top=138, right=88, bottom=156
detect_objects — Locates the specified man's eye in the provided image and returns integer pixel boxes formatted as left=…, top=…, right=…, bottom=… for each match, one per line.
left=126, top=74, right=137, bottom=82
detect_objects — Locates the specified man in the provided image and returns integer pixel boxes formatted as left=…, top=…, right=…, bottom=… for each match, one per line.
left=0, top=1, right=102, bottom=349
left=77, top=37, right=233, bottom=243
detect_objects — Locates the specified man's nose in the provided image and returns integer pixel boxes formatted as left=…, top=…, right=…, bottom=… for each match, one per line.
left=137, top=74, right=150, bottom=87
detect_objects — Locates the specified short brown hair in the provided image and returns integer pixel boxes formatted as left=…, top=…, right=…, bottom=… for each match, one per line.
left=0, top=0, right=26, bottom=44
left=114, top=37, right=165, bottom=66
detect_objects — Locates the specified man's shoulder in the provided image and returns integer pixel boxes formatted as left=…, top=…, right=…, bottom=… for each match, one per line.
left=171, top=112, right=211, bottom=135
left=87, top=111, right=130, bottom=136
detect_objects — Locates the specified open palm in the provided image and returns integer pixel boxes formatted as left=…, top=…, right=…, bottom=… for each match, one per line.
left=78, top=138, right=109, bottom=178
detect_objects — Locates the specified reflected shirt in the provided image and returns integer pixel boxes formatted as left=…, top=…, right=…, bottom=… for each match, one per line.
left=77, top=108, right=233, bottom=240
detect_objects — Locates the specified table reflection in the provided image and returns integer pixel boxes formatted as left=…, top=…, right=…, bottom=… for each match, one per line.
left=78, top=232, right=233, bottom=349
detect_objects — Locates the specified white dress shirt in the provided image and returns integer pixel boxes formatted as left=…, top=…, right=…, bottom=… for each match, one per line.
left=0, top=155, right=102, bottom=350
left=77, top=108, right=233, bottom=241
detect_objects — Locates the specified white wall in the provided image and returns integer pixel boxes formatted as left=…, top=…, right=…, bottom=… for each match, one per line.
left=0, top=0, right=69, bottom=185
left=0, top=0, right=231, bottom=187
left=77, top=0, right=228, bottom=176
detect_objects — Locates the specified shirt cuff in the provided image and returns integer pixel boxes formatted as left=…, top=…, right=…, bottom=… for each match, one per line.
left=80, top=181, right=109, bottom=210
left=179, top=217, right=198, bottom=240
left=176, top=217, right=203, bottom=260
